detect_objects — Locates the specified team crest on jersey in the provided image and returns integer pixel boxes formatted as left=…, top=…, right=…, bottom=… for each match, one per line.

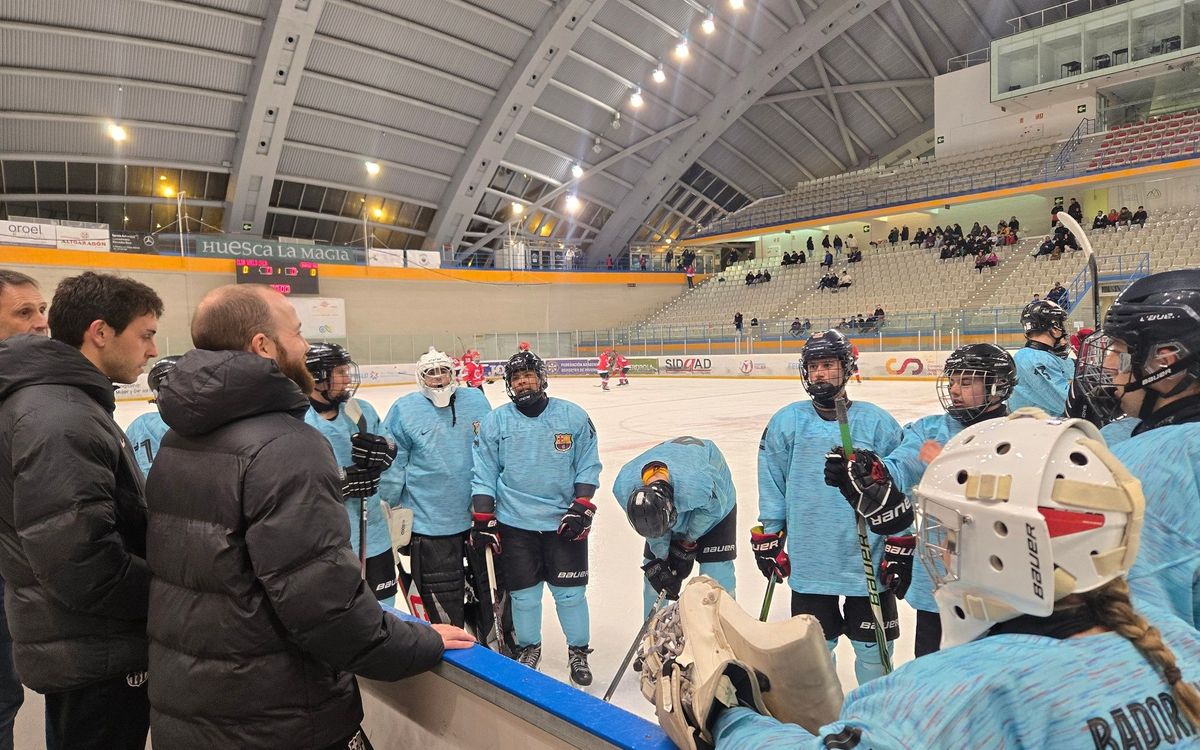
left=554, top=433, right=573, bottom=452
left=472, top=420, right=480, bottom=435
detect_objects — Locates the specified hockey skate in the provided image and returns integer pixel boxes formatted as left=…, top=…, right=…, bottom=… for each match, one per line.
left=602, top=382, right=610, bottom=391
left=618, top=378, right=629, bottom=386
left=568, top=645, right=594, bottom=687
left=516, top=643, right=542, bottom=670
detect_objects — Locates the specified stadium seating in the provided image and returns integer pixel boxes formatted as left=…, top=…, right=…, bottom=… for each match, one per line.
left=1087, top=110, right=1200, bottom=170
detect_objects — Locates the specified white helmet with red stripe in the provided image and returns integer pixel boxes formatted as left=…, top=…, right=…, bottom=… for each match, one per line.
left=916, top=408, right=1144, bottom=648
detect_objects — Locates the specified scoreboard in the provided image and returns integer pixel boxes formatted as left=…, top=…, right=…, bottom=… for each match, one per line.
left=235, top=259, right=319, bottom=296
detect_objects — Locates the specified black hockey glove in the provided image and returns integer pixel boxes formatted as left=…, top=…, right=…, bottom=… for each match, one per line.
left=880, top=535, right=915, bottom=599
left=1064, top=377, right=1105, bottom=428
left=826, top=447, right=913, bottom=535
left=667, top=540, right=697, bottom=579
left=822, top=448, right=855, bottom=497
left=341, top=464, right=383, bottom=499
left=557, top=498, right=596, bottom=542
left=351, top=432, right=397, bottom=470
left=642, top=558, right=685, bottom=599
left=471, top=511, right=501, bottom=554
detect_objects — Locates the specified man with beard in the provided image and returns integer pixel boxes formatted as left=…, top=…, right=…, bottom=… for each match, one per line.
left=0, top=271, right=162, bottom=749
left=144, top=285, right=473, bottom=749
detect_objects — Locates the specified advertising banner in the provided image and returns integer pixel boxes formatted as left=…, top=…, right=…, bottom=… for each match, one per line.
left=0, top=218, right=56, bottom=248
left=405, top=249, right=441, bottom=268
left=625, top=357, right=659, bottom=375
left=194, top=236, right=367, bottom=266
left=288, top=297, right=346, bottom=338
left=56, top=223, right=110, bottom=252
left=110, top=231, right=163, bottom=254
left=544, top=358, right=600, bottom=376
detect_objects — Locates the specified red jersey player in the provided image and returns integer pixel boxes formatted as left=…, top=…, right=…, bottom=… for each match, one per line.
left=596, top=348, right=614, bottom=391
left=614, top=351, right=630, bottom=386
left=462, top=350, right=485, bottom=390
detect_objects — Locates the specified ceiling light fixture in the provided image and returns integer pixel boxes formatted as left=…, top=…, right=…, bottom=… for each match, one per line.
left=511, top=201, right=524, bottom=215
left=675, top=36, right=690, bottom=59
left=107, top=123, right=127, bottom=142
left=565, top=194, right=581, bottom=213
left=702, top=11, right=715, bottom=34
left=611, top=112, right=622, bottom=129
left=571, top=162, right=584, bottom=179
left=652, top=63, right=666, bottom=83
left=730, top=0, right=744, bottom=9
left=592, top=137, right=603, bottom=154
left=630, top=88, right=644, bottom=108
left=364, top=161, right=381, bottom=175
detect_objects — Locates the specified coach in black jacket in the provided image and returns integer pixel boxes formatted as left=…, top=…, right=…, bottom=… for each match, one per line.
left=145, top=284, right=473, bottom=749
left=0, top=272, right=163, bottom=750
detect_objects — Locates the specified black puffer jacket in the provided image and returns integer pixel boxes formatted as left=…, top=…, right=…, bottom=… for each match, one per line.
left=0, top=334, right=150, bottom=693
left=146, top=350, right=444, bottom=749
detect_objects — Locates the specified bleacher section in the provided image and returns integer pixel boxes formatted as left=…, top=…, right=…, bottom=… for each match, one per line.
left=1088, top=110, right=1200, bottom=169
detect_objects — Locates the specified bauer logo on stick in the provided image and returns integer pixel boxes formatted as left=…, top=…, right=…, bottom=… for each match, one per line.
left=554, top=433, right=573, bottom=452
left=472, top=420, right=480, bottom=435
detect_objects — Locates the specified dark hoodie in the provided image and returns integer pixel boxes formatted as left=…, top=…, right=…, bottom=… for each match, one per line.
left=145, top=349, right=443, bottom=749
left=0, top=334, right=150, bottom=693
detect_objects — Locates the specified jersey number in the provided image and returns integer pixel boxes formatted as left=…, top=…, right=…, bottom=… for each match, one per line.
left=670, top=436, right=705, bottom=447
left=138, top=439, right=154, bottom=465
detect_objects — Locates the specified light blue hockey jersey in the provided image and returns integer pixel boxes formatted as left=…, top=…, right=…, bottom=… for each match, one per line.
left=712, top=606, right=1200, bottom=749
left=471, top=398, right=602, bottom=532
left=125, top=410, right=169, bottom=477
left=881, top=412, right=964, bottom=614
left=304, top=399, right=393, bottom=558
left=758, top=400, right=902, bottom=596
left=1109, top=421, right=1200, bottom=628
left=1099, top=415, right=1140, bottom=448
left=612, top=437, right=736, bottom=560
left=379, top=387, right=492, bottom=536
left=1009, top=346, right=1073, bottom=416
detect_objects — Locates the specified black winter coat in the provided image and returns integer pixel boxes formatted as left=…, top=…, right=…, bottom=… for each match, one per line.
left=146, top=350, right=444, bottom=749
left=0, top=335, right=150, bottom=693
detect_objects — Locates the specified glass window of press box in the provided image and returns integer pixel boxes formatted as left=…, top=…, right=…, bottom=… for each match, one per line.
left=992, top=0, right=1200, bottom=100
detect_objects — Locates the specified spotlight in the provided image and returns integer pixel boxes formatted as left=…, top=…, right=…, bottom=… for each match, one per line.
left=511, top=201, right=525, bottom=215
left=373, top=208, right=383, bottom=219
left=652, top=64, right=666, bottom=83
left=702, top=12, right=715, bottom=34
left=571, top=162, right=584, bottom=179
left=592, top=137, right=603, bottom=154
left=364, top=161, right=381, bottom=175
left=611, top=112, right=622, bottom=129
left=730, top=0, right=744, bottom=8
left=107, top=123, right=127, bottom=142
left=630, top=88, right=644, bottom=108
left=565, top=194, right=581, bottom=213
left=675, top=36, right=689, bottom=59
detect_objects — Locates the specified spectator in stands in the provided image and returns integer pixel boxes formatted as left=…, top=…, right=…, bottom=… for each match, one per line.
left=975, top=249, right=989, bottom=273
left=846, top=234, right=858, bottom=254
left=763, top=270, right=772, bottom=283
left=807, top=236, right=815, bottom=254
left=1092, top=211, right=1108, bottom=230
left=1009, top=215, right=1021, bottom=232
left=939, top=243, right=956, bottom=261
left=911, top=228, right=926, bottom=247
left=838, top=317, right=849, bottom=329
left=838, top=270, right=853, bottom=289
left=1047, top=282, right=1068, bottom=308
left=780, top=253, right=791, bottom=267
left=1118, top=206, right=1133, bottom=227
left=1133, top=206, right=1148, bottom=227
left=734, top=312, right=743, bottom=333
left=874, top=306, right=884, bottom=320
left=856, top=314, right=866, bottom=329
left=1051, top=204, right=1062, bottom=227
left=952, top=223, right=964, bottom=239
left=790, top=318, right=803, bottom=337
left=847, top=247, right=863, bottom=263
left=745, top=271, right=755, bottom=286
left=1031, top=294, right=1041, bottom=302
left=1034, top=235, right=1055, bottom=258
left=833, top=235, right=843, bottom=253
left=821, top=235, right=831, bottom=250
left=822, top=250, right=833, bottom=268
left=750, top=317, right=758, bottom=328
left=685, top=264, right=695, bottom=289
left=901, top=225, right=909, bottom=242
left=798, top=249, right=806, bottom=264
left=970, top=221, right=982, bottom=237
left=665, top=249, right=673, bottom=268
left=803, top=318, right=812, bottom=332
left=606, top=254, right=614, bottom=270
left=847, top=317, right=858, bottom=331
left=1067, top=198, right=1083, bottom=223
left=639, top=255, right=647, bottom=271
left=1107, top=207, right=1119, bottom=225
left=888, top=227, right=899, bottom=245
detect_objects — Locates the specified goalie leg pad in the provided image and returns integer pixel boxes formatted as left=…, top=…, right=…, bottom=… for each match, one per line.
left=411, top=534, right=468, bottom=626
left=638, top=577, right=844, bottom=750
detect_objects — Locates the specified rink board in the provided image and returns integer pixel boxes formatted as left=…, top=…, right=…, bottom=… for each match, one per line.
left=360, top=608, right=672, bottom=750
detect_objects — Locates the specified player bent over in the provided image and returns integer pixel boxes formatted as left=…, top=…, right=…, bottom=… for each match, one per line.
left=613, top=436, right=737, bottom=617
left=304, top=343, right=399, bottom=605
left=1010, top=299, right=1073, bottom=415
left=849, top=344, right=1014, bottom=657
left=471, top=350, right=603, bottom=687
left=615, top=350, right=630, bottom=386
left=124, top=355, right=180, bottom=475
left=754, top=330, right=902, bottom=686
left=1072, top=269, right=1200, bottom=627
left=639, top=413, right=1200, bottom=750
left=380, top=348, right=494, bottom=630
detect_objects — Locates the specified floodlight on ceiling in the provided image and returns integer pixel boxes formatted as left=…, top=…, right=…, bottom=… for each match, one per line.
left=592, top=137, right=603, bottom=154
left=653, top=63, right=666, bottom=83
left=702, top=11, right=715, bottom=35
left=364, top=161, right=381, bottom=176
left=511, top=201, right=525, bottom=215
left=611, top=112, right=622, bottom=129
left=675, top=36, right=689, bottom=59
left=730, top=0, right=744, bottom=9
left=107, top=123, right=127, bottom=142
left=373, top=208, right=383, bottom=219
left=629, top=88, right=644, bottom=108
left=571, top=162, right=584, bottom=179
left=565, top=194, right=581, bottom=213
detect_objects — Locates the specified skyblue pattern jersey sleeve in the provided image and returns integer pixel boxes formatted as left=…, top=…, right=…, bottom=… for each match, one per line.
left=757, top=400, right=902, bottom=595
left=1111, top=423, right=1200, bottom=628
left=379, top=388, right=492, bottom=536
left=1009, top=347, right=1073, bottom=416
left=303, top=400, right=392, bottom=557
left=712, top=609, right=1200, bottom=749
left=612, top=437, right=737, bottom=560
left=1099, top=416, right=1140, bottom=448
left=880, top=412, right=962, bottom=613
left=124, top=411, right=169, bottom=477
left=471, top=398, right=602, bottom=532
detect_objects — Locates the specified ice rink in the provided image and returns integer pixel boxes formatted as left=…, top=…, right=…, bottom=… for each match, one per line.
left=110, top=374, right=944, bottom=721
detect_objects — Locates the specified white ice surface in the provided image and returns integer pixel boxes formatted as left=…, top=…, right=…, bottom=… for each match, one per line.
left=113, top=376, right=945, bottom=721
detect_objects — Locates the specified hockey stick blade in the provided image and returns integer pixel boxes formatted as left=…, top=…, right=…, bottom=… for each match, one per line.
left=483, top=547, right=510, bottom=657
left=603, top=589, right=667, bottom=702
left=1053, top=212, right=1101, bottom=329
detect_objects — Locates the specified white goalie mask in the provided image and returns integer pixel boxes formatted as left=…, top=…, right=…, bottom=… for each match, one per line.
left=416, top=347, right=458, bottom=408
left=915, top=408, right=1144, bottom=649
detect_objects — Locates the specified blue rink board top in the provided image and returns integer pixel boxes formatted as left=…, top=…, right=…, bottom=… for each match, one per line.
left=390, top=608, right=675, bottom=750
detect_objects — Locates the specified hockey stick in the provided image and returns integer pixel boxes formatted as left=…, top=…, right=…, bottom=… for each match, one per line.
left=759, top=574, right=777, bottom=622
left=383, top=502, right=427, bottom=620
left=603, top=589, right=667, bottom=702
left=1052, top=212, right=1101, bottom=329
left=484, top=547, right=510, bottom=657
left=344, top=398, right=369, bottom=579
left=834, top=396, right=893, bottom=675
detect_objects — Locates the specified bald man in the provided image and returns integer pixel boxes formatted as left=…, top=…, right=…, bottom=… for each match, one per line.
left=144, top=285, right=473, bottom=749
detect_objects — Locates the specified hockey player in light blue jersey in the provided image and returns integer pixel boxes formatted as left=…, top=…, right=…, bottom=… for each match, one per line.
left=612, top=436, right=737, bottom=617
left=1072, top=269, right=1200, bottom=628
left=303, top=343, right=399, bottom=606
left=754, top=330, right=902, bottom=686
left=124, top=355, right=179, bottom=475
left=871, top=343, right=1015, bottom=657
left=470, top=350, right=602, bottom=687
left=1009, top=298, right=1073, bottom=415
left=380, top=347, right=492, bottom=629
left=641, top=413, right=1200, bottom=750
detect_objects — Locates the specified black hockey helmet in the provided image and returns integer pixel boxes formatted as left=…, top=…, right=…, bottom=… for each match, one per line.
left=1021, top=299, right=1068, bottom=340
left=936, top=343, right=1016, bottom=425
left=305, top=342, right=359, bottom=402
left=147, top=355, right=181, bottom=396
left=504, top=350, right=548, bottom=406
left=626, top=477, right=676, bottom=538
left=800, top=330, right=854, bottom=404
left=1078, top=269, right=1200, bottom=421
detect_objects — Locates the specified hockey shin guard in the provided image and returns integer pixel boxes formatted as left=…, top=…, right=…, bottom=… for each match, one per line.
left=510, top=583, right=544, bottom=648
left=549, top=584, right=589, bottom=648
